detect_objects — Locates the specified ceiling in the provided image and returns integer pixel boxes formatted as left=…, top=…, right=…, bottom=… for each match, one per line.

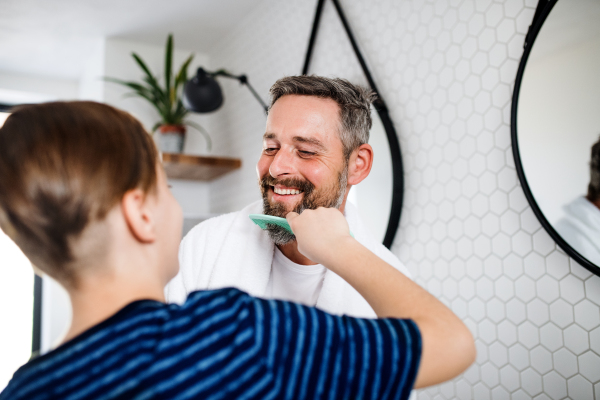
left=0, top=0, right=265, bottom=80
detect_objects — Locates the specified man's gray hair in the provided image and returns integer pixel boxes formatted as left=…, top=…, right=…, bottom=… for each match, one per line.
left=269, top=75, right=376, bottom=159
left=588, top=135, right=600, bottom=202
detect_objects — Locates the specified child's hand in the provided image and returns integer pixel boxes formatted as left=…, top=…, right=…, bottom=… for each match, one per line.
left=286, top=207, right=354, bottom=265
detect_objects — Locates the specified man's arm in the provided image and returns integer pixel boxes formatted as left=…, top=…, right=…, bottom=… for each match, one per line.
left=287, top=208, right=476, bottom=388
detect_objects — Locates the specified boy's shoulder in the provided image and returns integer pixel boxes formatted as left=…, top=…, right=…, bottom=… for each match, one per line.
left=0, top=288, right=255, bottom=400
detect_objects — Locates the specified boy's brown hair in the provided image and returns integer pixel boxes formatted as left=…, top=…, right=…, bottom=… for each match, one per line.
left=0, top=101, right=158, bottom=286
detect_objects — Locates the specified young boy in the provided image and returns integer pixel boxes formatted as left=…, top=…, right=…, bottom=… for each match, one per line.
left=0, top=102, right=474, bottom=400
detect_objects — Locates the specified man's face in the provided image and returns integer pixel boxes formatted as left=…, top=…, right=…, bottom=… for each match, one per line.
left=257, top=95, right=349, bottom=244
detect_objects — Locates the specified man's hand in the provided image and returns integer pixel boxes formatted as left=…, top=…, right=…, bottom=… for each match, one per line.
left=286, top=207, right=354, bottom=266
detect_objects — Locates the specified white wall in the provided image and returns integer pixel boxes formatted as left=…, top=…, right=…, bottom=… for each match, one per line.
left=206, top=0, right=600, bottom=398
left=0, top=71, right=78, bottom=104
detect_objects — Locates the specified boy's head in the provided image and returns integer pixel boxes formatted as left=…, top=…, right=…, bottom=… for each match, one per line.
left=0, top=101, right=181, bottom=288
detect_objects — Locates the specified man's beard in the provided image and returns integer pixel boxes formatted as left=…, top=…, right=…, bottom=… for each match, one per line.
left=259, top=168, right=348, bottom=245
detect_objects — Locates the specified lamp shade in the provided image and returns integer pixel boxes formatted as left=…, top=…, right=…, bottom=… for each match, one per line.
left=183, top=68, right=223, bottom=113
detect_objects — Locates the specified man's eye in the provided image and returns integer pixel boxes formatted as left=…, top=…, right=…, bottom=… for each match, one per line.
left=298, top=150, right=315, bottom=157
left=264, top=148, right=278, bottom=154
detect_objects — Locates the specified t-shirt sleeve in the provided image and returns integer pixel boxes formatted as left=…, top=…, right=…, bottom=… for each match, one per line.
left=249, top=295, right=422, bottom=400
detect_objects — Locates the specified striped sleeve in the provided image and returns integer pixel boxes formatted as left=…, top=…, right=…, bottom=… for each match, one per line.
left=250, top=296, right=422, bottom=400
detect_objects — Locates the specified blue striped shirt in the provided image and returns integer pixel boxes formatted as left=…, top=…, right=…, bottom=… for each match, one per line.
left=0, top=288, right=421, bottom=400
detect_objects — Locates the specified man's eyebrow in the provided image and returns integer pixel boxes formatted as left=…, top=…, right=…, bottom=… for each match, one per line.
left=263, top=132, right=276, bottom=140
left=293, top=136, right=326, bottom=150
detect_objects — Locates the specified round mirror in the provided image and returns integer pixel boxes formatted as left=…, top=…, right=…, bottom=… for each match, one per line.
left=513, top=0, right=600, bottom=273
left=348, top=106, right=393, bottom=243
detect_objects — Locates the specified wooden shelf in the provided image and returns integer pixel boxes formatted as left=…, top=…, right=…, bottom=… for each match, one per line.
left=162, top=153, right=241, bottom=181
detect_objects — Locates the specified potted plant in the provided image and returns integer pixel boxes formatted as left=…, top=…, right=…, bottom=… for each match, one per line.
left=105, top=34, right=211, bottom=153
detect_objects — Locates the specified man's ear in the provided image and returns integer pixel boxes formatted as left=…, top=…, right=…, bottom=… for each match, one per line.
left=121, top=188, right=156, bottom=243
left=347, top=144, right=373, bottom=185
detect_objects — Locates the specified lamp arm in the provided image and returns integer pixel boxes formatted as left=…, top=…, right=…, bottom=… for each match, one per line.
left=208, top=69, right=269, bottom=114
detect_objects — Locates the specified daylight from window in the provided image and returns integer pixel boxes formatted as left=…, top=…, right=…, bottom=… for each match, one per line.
left=0, top=111, right=35, bottom=391
left=0, top=228, right=34, bottom=391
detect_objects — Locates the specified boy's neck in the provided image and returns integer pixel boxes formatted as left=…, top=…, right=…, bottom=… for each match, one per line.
left=62, top=271, right=165, bottom=345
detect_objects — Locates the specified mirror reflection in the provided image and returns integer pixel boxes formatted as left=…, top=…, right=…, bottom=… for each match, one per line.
left=349, top=106, right=392, bottom=243
left=518, top=0, right=600, bottom=267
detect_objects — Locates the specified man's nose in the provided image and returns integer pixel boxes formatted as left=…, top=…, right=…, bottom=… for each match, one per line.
left=269, top=148, right=294, bottom=178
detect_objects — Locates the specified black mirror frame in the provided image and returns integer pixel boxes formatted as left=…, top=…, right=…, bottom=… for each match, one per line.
left=302, top=0, right=405, bottom=249
left=511, top=0, right=599, bottom=275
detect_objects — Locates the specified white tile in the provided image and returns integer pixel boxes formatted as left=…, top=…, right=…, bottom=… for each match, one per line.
left=567, top=375, right=594, bottom=400
left=591, top=327, right=600, bottom=353
left=532, top=229, right=555, bottom=257
left=563, top=324, right=589, bottom=355
left=553, top=348, right=579, bottom=379
left=577, top=351, right=600, bottom=383
left=536, top=276, right=560, bottom=303
left=584, top=276, right=600, bottom=307
left=539, top=323, right=563, bottom=352
left=491, top=232, right=511, bottom=258
left=481, top=213, right=500, bottom=237
left=509, top=343, right=530, bottom=371
left=500, top=364, right=520, bottom=392
left=491, top=386, right=510, bottom=400
left=518, top=321, right=540, bottom=349
left=506, top=298, right=527, bottom=324
left=503, top=254, right=524, bottom=279
left=489, top=341, right=509, bottom=367
left=496, top=18, right=516, bottom=43
left=487, top=298, right=506, bottom=323
left=472, top=383, right=490, bottom=400
left=459, top=278, right=476, bottom=300
left=476, top=277, right=494, bottom=301
left=500, top=209, right=519, bottom=235
left=515, top=275, right=536, bottom=302
left=530, top=346, right=552, bottom=375
left=542, top=371, right=567, bottom=400
left=560, top=275, right=585, bottom=305
left=549, top=299, right=574, bottom=328
left=469, top=297, right=486, bottom=322
left=527, top=299, right=550, bottom=327
left=545, top=251, right=570, bottom=280
left=523, top=252, right=546, bottom=280
left=574, top=300, right=600, bottom=331
left=512, top=231, right=533, bottom=257
left=479, top=319, right=497, bottom=344
left=521, top=368, right=543, bottom=396
left=498, top=320, right=517, bottom=346
left=494, top=276, right=514, bottom=302
left=508, top=188, right=529, bottom=215
left=519, top=208, right=541, bottom=235
left=480, top=362, right=499, bottom=388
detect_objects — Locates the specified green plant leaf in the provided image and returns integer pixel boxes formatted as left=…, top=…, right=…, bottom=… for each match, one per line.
left=174, top=54, right=194, bottom=92
left=132, top=53, right=161, bottom=90
left=185, top=120, right=212, bottom=151
left=164, top=34, right=174, bottom=110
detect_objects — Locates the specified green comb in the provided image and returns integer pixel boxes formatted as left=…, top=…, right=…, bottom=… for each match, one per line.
left=249, top=214, right=354, bottom=238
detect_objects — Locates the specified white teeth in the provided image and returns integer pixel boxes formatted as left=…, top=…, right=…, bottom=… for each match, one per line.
left=273, top=187, right=302, bottom=195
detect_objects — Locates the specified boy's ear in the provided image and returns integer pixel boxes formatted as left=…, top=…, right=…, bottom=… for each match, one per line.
left=347, top=144, right=373, bottom=186
left=121, top=189, right=156, bottom=243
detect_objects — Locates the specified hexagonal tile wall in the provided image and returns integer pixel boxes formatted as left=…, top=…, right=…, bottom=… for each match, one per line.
left=208, top=0, right=600, bottom=398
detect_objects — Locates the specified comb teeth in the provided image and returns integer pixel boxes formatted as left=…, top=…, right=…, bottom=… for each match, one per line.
left=249, top=214, right=294, bottom=234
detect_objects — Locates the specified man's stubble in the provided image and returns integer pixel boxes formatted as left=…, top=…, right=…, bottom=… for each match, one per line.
left=259, top=166, right=348, bottom=245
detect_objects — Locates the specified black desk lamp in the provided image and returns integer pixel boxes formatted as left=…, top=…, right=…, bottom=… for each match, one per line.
left=183, top=68, right=268, bottom=114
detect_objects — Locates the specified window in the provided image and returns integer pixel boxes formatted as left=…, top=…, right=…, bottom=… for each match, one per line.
left=0, top=108, right=39, bottom=391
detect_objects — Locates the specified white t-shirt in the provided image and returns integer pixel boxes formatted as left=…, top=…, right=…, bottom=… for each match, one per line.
left=264, top=247, right=327, bottom=307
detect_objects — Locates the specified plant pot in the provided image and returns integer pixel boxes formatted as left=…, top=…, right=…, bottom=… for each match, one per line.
left=158, top=124, right=186, bottom=153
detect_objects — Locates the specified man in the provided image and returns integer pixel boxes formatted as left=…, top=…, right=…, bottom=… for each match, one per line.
left=555, top=135, right=600, bottom=265
left=166, top=76, right=410, bottom=318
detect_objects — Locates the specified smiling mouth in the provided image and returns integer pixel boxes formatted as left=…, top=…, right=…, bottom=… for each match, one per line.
left=272, top=186, right=303, bottom=195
